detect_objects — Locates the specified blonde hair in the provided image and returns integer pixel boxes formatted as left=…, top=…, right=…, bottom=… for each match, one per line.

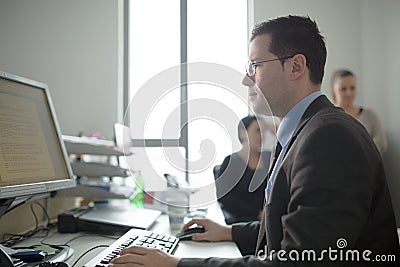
left=330, top=69, right=355, bottom=103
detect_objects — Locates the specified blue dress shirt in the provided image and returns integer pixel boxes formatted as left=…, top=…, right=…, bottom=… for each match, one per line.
left=265, top=91, right=322, bottom=200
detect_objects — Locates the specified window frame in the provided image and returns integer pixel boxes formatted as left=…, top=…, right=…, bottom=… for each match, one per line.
left=123, top=0, right=251, bottom=182
left=123, top=0, right=189, bottom=181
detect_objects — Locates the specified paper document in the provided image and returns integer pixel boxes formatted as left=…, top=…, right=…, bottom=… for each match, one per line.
left=0, top=93, right=55, bottom=184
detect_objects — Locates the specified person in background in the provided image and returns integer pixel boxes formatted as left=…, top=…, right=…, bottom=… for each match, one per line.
left=331, top=69, right=387, bottom=154
left=215, top=115, right=272, bottom=224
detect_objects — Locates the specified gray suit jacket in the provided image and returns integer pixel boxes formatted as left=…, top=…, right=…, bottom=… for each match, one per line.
left=178, top=95, right=400, bottom=266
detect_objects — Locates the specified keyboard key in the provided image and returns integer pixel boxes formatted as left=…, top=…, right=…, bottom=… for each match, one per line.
left=84, top=229, right=179, bottom=267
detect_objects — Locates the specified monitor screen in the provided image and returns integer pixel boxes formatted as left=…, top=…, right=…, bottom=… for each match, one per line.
left=0, top=71, right=75, bottom=203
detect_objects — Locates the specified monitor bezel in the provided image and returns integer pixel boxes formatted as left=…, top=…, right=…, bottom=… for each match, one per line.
left=0, top=70, right=76, bottom=200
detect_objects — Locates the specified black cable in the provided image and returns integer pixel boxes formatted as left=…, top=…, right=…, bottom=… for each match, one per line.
left=39, top=231, right=58, bottom=245
left=17, top=205, right=48, bottom=242
left=33, top=200, right=52, bottom=227
left=40, top=233, right=117, bottom=248
left=71, top=244, right=109, bottom=267
left=1, top=226, right=51, bottom=247
left=36, top=233, right=117, bottom=264
left=64, top=233, right=118, bottom=244
left=1, top=233, right=25, bottom=247
left=2, top=199, right=118, bottom=261
left=1, top=201, right=51, bottom=247
left=30, top=202, right=39, bottom=230
left=33, top=228, right=51, bottom=239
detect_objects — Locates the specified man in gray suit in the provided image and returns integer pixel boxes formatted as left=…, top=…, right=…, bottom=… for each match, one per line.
left=110, top=15, right=400, bottom=267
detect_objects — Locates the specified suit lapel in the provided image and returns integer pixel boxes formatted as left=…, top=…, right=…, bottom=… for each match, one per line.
left=258, top=95, right=335, bottom=255
left=266, top=96, right=333, bottom=204
left=283, top=95, right=334, bottom=157
left=255, top=204, right=267, bottom=255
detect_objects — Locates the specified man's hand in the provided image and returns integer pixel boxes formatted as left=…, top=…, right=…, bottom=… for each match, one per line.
left=109, top=246, right=180, bottom=267
left=182, top=218, right=232, bottom=242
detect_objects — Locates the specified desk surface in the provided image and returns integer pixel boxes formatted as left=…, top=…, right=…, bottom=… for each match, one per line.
left=17, top=201, right=241, bottom=266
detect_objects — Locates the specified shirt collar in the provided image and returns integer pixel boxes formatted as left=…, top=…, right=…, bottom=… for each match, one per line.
left=277, top=91, right=322, bottom=147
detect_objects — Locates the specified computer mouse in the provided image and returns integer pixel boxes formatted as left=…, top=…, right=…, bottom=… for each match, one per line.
left=175, top=226, right=205, bottom=241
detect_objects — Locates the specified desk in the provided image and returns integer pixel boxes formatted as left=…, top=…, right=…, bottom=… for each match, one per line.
left=17, top=202, right=241, bottom=266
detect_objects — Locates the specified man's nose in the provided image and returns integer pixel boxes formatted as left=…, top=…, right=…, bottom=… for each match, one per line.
left=242, top=74, right=254, bottom=86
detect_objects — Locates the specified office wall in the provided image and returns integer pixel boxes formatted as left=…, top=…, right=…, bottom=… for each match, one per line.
left=0, top=0, right=120, bottom=139
left=252, top=0, right=400, bottom=225
left=361, top=0, right=400, bottom=226
left=252, top=0, right=363, bottom=98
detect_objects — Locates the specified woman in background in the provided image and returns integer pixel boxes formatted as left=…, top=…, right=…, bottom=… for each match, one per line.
left=331, top=69, right=387, bottom=154
left=214, top=115, right=273, bottom=224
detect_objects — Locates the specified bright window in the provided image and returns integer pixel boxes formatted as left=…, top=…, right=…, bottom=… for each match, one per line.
left=128, top=1, right=248, bottom=188
left=129, top=0, right=181, bottom=139
left=187, top=0, right=248, bottom=186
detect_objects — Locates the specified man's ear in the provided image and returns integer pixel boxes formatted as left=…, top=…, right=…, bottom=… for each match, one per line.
left=289, top=54, right=307, bottom=80
left=239, top=129, right=248, bottom=144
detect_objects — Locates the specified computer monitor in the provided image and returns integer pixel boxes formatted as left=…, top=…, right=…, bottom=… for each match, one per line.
left=0, top=71, right=76, bottom=217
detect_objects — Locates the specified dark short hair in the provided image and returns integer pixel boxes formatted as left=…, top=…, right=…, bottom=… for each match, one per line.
left=251, top=15, right=327, bottom=85
left=330, top=68, right=355, bottom=102
left=238, top=115, right=257, bottom=144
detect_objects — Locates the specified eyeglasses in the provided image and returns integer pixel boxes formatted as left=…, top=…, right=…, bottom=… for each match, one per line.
left=246, top=55, right=295, bottom=77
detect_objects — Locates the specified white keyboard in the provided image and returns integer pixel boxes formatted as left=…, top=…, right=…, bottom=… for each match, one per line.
left=83, top=228, right=179, bottom=267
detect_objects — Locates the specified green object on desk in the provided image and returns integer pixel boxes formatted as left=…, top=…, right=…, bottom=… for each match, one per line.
left=130, top=170, right=144, bottom=208
left=33, top=245, right=59, bottom=255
